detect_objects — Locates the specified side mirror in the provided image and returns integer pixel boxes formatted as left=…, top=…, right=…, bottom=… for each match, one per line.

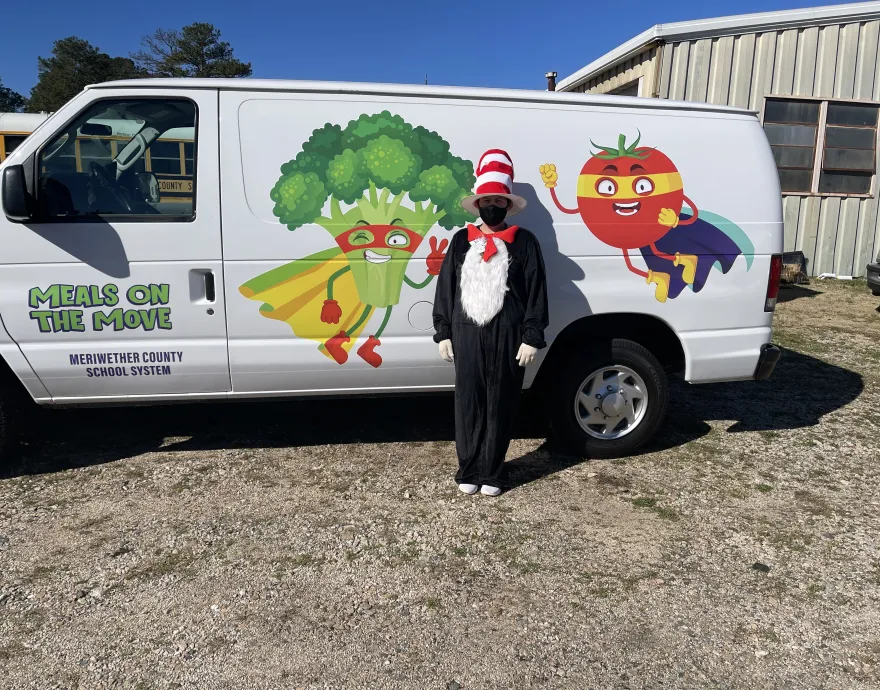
left=135, top=172, right=160, bottom=203
left=2, top=165, right=31, bottom=222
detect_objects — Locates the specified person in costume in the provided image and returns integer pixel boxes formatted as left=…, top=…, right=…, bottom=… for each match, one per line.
left=433, top=150, right=549, bottom=497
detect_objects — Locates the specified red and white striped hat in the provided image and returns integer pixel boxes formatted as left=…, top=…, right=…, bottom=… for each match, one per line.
left=460, top=149, right=527, bottom=217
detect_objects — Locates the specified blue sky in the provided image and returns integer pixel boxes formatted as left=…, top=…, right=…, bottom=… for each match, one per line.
left=1, top=0, right=854, bottom=97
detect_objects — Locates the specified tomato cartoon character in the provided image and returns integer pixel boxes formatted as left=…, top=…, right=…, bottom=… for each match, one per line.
left=540, top=133, right=752, bottom=303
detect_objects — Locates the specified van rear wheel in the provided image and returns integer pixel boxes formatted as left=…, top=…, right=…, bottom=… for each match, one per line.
left=549, top=338, right=668, bottom=458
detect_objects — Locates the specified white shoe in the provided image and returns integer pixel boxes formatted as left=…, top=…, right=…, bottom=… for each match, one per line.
left=480, top=485, right=502, bottom=497
left=458, top=483, right=479, bottom=495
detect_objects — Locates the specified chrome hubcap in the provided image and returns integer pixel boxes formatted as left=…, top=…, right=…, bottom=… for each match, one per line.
left=574, top=365, right=649, bottom=440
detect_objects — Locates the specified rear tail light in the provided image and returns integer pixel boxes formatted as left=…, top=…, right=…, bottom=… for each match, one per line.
left=765, top=254, right=782, bottom=311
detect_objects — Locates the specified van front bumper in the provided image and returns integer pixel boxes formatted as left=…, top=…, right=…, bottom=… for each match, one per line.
left=754, top=343, right=781, bottom=381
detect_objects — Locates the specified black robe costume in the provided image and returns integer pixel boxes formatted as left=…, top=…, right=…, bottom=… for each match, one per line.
left=433, top=225, right=549, bottom=488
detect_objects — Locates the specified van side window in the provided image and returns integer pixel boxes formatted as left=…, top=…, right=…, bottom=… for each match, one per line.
left=37, top=99, right=196, bottom=220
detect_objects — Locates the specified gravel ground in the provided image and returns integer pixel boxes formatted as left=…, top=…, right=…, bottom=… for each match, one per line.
left=1, top=279, right=879, bottom=689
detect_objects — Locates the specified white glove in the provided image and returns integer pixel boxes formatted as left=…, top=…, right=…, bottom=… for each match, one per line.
left=439, top=339, right=454, bottom=362
left=516, top=343, right=538, bottom=367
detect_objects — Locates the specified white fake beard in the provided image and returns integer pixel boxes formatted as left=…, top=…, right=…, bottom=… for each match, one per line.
left=460, top=236, right=510, bottom=326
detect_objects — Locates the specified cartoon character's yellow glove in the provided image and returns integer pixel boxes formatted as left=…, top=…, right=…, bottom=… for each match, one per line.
left=674, top=253, right=698, bottom=285
left=539, top=163, right=558, bottom=189
left=658, top=208, right=680, bottom=228
left=646, top=270, right=671, bottom=303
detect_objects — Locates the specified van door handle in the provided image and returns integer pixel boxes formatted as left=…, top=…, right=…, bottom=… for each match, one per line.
left=205, top=271, right=216, bottom=302
left=188, top=269, right=216, bottom=305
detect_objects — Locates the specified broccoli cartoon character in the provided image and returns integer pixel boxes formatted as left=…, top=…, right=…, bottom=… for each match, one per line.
left=540, top=133, right=753, bottom=302
left=239, top=111, right=476, bottom=367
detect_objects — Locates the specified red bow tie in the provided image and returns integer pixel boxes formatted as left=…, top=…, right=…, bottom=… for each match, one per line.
left=466, top=223, right=520, bottom=261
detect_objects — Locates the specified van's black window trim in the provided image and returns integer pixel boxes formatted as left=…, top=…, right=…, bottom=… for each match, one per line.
left=31, top=95, right=200, bottom=224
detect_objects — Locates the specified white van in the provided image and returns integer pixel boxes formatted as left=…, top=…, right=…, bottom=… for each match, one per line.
left=0, top=78, right=782, bottom=460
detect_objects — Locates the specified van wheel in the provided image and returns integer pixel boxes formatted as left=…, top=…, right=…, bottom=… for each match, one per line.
left=548, top=338, right=668, bottom=459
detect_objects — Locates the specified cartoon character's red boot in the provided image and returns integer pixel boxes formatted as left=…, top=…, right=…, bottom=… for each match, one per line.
left=357, top=336, right=382, bottom=368
left=324, top=330, right=350, bottom=365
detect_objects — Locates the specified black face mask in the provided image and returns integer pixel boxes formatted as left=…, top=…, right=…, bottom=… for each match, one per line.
left=479, top=203, right=508, bottom=227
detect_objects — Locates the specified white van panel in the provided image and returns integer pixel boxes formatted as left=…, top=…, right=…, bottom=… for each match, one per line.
left=680, top=326, right=773, bottom=382
left=0, top=313, right=50, bottom=402
left=220, top=91, right=780, bottom=393
left=0, top=263, right=230, bottom=401
left=0, top=88, right=231, bottom=401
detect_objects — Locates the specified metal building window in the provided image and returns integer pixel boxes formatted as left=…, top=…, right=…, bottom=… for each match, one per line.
left=763, top=97, right=879, bottom=196
left=608, top=79, right=640, bottom=97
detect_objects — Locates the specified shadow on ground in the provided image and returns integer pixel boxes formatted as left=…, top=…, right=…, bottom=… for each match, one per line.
left=2, top=347, right=863, bottom=481
left=778, top=285, right=820, bottom=303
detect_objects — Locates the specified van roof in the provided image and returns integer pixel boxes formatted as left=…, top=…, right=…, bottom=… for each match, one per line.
left=91, top=78, right=758, bottom=118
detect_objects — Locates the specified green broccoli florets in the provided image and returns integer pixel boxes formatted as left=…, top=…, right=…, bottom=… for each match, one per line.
left=360, top=136, right=422, bottom=195
left=413, top=126, right=451, bottom=169
left=410, top=165, right=459, bottom=208
left=271, top=112, right=477, bottom=234
left=270, top=171, right=328, bottom=230
left=325, top=149, right=367, bottom=205
left=439, top=189, right=475, bottom=230
left=302, top=123, right=344, bottom=159
left=446, top=155, right=477, bottom=192
left=342, top=111, right=420, bottom=153
left=280, top=151, right=329, bottom=177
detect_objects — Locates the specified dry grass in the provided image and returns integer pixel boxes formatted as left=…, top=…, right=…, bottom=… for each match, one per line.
left=0, top=278, right=878, bottom=688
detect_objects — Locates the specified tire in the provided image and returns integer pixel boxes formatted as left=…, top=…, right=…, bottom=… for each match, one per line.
left=548, top=338, right=668, bottom=459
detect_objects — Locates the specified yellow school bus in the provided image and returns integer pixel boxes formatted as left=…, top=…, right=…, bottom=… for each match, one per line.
left=0, top=112, right=50, bottom=162
left=1, top=112, right=193, bottom=202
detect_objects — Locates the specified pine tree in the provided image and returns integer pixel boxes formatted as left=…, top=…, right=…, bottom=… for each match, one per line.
left=0, top=77, right=26, bottom=112
left=132, top=23, right=252, bottom=78
left=28, top=37, right=143, bottom=113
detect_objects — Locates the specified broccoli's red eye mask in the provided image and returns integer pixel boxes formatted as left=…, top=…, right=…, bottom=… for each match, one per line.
left=336, top=225, right=423, bottom=254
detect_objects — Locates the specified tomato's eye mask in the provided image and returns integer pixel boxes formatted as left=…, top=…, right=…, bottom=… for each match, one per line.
left=578, top=172, right=683, bottom=200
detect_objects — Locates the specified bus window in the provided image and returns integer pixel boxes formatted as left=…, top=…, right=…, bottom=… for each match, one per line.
left=4, top=135, right=26, bottom=158
left=184, top=142, right=194, bottom=176
left=78, top=137, right=113, bottom=172
left=149, top=140, right=182, bottom=175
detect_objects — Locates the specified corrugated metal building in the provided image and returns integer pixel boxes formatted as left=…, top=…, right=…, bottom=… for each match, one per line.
left=556, top=1, right=880, bottom=278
